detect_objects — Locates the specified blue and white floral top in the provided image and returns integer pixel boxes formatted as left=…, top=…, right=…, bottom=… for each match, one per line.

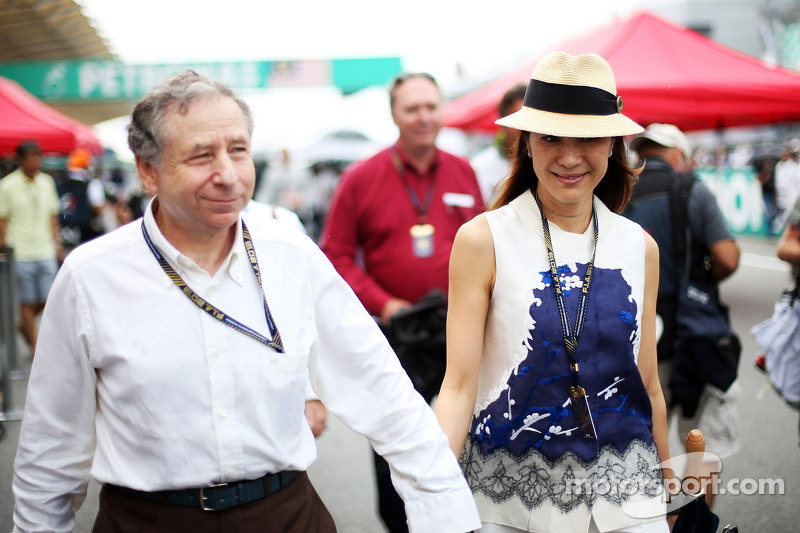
left=462, top=190, right=665, bottom=532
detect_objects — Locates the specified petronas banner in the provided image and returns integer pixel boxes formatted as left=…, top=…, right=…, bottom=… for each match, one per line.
left=0, top=57, right=402, bottom=101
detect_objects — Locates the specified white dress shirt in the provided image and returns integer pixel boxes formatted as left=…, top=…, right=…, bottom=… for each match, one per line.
left=470, top=145, right=511, bottom=206
left=12, top=201, right=480, bottom=533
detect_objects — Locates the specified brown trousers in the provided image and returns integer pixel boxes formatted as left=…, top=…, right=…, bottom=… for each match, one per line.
left=92, top=471, right=336, bottom=533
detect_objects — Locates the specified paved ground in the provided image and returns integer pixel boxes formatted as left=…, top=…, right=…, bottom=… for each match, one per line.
left=1, top=236, right=799, bottom=532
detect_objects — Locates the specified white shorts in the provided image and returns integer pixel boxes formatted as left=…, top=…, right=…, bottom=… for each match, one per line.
left=477, top=517, right=669, bottom=533
left=675, top=381, right=741, bottom=462
left=658, top=361, right=741, bottom=462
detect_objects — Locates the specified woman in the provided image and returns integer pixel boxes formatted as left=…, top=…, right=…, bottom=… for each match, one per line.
left=434, top=52, right=672, bottom=532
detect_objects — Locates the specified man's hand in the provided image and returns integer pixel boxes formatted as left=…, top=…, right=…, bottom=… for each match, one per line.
left=380, top=297, right=412, bottom=324
left=304, top=400, right=327, bottom=438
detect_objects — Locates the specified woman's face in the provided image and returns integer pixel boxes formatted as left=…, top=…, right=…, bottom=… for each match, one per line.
left=527, top=133, right=613, bottom=213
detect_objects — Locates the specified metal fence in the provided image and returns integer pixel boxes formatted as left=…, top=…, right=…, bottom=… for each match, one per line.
left=0, top=246, right=23, bottom=421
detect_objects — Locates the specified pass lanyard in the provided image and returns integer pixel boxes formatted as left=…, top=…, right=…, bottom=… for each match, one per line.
left=391, top=146, right=437, bottom=224
left=141, top=219, right=284, bottom=353
left=534, top=190, right=598, bottom=390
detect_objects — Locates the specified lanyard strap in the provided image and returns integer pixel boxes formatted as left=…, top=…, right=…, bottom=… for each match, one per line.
left=534, top=190, right=598, bottom=389
left=141, top=220, right=284, bottom=353
left=391, top=146, right=437, bottom=224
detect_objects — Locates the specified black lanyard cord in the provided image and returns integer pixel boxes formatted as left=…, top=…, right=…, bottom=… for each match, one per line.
left=141, top=219, right=284, bottom=353
left=391, top=146, right=437, bottom=224
left=534, top=190, right=598, bottom=390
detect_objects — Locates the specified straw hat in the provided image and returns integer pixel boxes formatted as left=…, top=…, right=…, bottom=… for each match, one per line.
left=496, top=51, right=643, bottom=138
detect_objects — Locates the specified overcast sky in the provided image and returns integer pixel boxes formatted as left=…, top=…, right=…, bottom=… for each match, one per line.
left=77, top=0, right=637, bottom=88
left=79, top=1, right=644, bottom=153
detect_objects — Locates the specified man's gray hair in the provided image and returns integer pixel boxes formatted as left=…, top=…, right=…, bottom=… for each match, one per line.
left=127, top=70, right=254, bottom=168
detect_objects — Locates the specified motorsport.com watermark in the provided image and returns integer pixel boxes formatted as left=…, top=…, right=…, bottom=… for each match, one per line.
left=561, top=452, right=785, bottom=518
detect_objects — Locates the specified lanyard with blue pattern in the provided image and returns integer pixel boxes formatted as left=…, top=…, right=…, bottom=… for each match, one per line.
left=141, top=219, right=284, bottom=353
left=534, top=189, right=598, bottom=438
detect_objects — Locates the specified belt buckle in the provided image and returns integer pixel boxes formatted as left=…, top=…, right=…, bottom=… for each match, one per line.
left=200, top=482, right=229, bottom=511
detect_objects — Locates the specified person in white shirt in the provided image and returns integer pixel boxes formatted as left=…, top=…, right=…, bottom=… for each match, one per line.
left=774, top=138, right=800, bottom=228
left=470, top=83, right=526, bottom=207
left=12, top=70, right=480, bottom=533
left=245, top=198, right=328, bottom=437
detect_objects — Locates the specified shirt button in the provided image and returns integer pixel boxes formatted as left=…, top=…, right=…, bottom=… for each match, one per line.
left=221, top=410, right=229, bottom=418
left=227, top=468, right=237, bottom=476
left=213, top=349, right=222, bottom=358
left=207, top=286, right=217, bottom=297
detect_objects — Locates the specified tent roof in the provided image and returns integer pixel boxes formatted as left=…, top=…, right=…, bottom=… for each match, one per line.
left=0, top=0, right=112, bottom=62
left=444, top=10, right=800, bottom=133
left=0, top=76, right=102, bottom=156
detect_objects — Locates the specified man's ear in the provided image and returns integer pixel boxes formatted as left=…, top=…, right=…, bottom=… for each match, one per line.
left=136, top=156, right=158, bottom=196
left=669, top=147, right=686, bottom=173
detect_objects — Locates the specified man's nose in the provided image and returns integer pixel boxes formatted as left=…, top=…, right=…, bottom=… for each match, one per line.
left=212, top=153, right=238, bottom=183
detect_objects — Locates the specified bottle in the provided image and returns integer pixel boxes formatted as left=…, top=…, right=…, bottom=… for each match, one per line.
left=684, top=429, right=705, bottom=495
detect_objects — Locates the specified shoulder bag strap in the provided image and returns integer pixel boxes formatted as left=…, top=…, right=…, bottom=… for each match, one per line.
left=669, top=173, right=694, bottom=279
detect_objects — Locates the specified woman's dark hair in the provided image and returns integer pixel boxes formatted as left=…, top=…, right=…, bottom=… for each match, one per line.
left=491, top=132, right=641, bottom=213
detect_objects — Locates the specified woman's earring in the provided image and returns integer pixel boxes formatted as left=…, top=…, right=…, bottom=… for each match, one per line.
left=527, top=152, right=531, bottom=158
left=609, top=149, right=613, bottom=157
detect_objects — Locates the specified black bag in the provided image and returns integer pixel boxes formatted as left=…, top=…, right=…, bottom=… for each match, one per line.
left=668, top=175, right=741, bottom=418
left=672, top=494, right=721, bottom=533
left=380, top=289, right=448, bottom=402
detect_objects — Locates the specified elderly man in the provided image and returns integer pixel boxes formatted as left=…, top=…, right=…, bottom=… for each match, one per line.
left=623, top=123, right=740, bottom=511
left=12, top=71, right=480, bottom=533
left=321, top=72, right=483, bottom=533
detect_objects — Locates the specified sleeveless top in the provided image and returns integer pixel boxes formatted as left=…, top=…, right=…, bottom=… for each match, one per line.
left=461, top=191, right=665, bottom=532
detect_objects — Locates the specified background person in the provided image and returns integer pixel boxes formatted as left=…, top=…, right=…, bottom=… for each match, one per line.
left=773, top=192, right=800, bottom=444
left=320, top=71, right=484, bottom=533
left=12, top=71, right=480, bottom=533
left=57, top=147, right=107, bottom=255
left=623, top=123, right=741, bottom=511
left=774, top=138, right=800, bottom=229
left=752, top=151, right=779, bottom=236
left=434, top=52, right=671, bottom=533
left=470, top=82, right=526, bottom=206
left=0, top=140, right=62, bottom=356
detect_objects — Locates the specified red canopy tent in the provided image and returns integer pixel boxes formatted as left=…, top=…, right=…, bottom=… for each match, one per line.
left=0, top=76, right=102, bottom=157
left=444, top=10, right=800, bottom=133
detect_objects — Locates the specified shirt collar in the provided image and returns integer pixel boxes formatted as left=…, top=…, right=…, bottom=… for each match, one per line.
left=393, top=143, right=441, bottom=175
left=143, top=197, right=246, bottom=289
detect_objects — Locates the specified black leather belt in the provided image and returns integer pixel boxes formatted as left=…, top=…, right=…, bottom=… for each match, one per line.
left=108, top=470, right=298, bottom=511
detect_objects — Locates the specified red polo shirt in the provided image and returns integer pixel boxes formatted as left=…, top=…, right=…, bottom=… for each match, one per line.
left=321, top=145, right=484, bottom=315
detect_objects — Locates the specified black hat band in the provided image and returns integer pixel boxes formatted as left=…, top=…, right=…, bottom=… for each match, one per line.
left=523, top=79, right=623, bottom=116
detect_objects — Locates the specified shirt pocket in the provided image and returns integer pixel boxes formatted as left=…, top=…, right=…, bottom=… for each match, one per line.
left=263, top=351, right=307, bottom=438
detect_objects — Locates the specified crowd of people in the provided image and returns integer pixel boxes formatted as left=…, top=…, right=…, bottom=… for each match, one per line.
left=0, top=143, right=147, bottom=355
left=1, top=49, right=798, bottom=533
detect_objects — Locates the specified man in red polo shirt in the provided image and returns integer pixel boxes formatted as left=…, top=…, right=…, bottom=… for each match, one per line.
left=321, top=72, right=484, bottom=533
